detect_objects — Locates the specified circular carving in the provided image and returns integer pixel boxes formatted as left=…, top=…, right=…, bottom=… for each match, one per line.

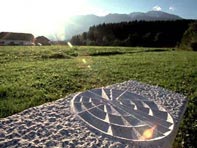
left=71, top=88, right=174, bottom=141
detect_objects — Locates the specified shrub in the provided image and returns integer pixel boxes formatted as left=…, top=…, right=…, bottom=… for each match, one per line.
left=179, top=22, right=197, bottom=51
left=191, top=42, right=197, bottom=51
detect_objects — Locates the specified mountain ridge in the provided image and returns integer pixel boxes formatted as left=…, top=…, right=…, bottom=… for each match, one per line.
left=55, top=11, right=183, bottom=40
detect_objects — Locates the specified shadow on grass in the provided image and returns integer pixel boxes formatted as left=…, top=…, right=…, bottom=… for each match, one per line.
left=41, top=53, right=71, bottom=59
left=143, top=49, right=172, bottom=52
left=90, top=51, right=124, bottom=56
left=90, top=48, right=172, bottom=56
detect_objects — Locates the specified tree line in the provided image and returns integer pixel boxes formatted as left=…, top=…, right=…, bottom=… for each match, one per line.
left=70, top=20, right=196, bottom=48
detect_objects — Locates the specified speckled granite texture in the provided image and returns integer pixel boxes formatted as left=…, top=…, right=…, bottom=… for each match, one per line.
left=0, top=80, right=187, bottom=148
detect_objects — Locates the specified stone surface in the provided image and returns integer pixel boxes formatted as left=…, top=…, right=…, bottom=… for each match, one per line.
left=72, top=88, right=175, bottom=142
left=0, top=80, right=187, bottom=147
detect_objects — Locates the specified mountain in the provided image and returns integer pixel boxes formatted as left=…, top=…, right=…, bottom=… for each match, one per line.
left=61, top=11, right=183, bottom=40
left=146, top=11, right=183, bottom=20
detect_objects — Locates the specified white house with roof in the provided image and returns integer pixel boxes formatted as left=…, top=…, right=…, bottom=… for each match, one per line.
left=0, top=32, right=35, bottom=45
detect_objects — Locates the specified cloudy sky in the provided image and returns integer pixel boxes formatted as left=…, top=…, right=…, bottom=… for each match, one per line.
left=0, top=0, right=196, bottom=38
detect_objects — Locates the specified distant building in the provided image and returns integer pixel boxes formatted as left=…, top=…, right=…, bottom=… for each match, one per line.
left=0, top=32, right=35, bottom=46
left=35, top=36, right=51, bottom=46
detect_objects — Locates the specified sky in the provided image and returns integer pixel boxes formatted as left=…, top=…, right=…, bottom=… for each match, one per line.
left=0, top=0, right=197, bottom=38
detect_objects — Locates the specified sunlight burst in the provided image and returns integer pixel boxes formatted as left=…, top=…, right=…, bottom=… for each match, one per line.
left=0, top=0, right=89, bottom=37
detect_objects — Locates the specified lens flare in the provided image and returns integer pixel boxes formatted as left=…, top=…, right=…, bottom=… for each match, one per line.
left=67, top=42, right=73, bottom=48
left=82, top=59, right=87, bottom=64
left=140, top=125, right=157, bottom=140
left=75, top=56, right=93, bottom=70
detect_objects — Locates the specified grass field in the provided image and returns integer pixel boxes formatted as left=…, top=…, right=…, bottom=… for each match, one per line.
left=0, top=46, right=196, bottom=147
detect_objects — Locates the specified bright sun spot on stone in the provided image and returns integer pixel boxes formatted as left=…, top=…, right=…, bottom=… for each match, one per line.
left=140, top=125, right=157, bottom=140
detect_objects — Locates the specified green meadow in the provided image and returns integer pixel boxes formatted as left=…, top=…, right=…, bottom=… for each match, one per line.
left=0, top=46, right=196, bottom=147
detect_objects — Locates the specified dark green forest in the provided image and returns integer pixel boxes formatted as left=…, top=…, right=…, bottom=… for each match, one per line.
left=70, top=20, right=196, bottom=49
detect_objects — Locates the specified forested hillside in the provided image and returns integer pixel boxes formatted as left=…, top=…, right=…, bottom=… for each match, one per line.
left=180, top=22, right=197, bottom=51
left=70, top=20, right=195, bottom=47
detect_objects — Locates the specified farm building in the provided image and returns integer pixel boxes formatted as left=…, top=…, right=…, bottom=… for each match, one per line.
left=35, top=36, right=51, bottom=45
left=0, top=32, right=35, bottom=46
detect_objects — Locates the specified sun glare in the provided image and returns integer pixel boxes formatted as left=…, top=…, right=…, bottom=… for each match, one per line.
left=140, top=125, right=157, bottom=140
left=29, top=0, right=88, bottom=37
left=0, top=0, right=90, bottom=38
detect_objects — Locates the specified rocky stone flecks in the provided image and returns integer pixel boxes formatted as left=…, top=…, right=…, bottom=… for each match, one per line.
left=0, top=80, right=187, bottom=147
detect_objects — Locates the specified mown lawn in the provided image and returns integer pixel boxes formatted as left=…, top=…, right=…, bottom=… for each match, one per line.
left=0, top=46, right=196, bottom=147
